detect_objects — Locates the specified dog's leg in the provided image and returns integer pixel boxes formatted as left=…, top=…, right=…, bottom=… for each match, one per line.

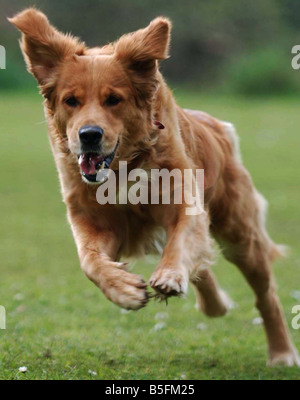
left=226, top=246, right=299, bottom=367
left=212, top=170, right=299, bottom=366
left=191, top=268, right=233, bottom=317
left=69, top=212, right=148, bottom=310
left=149, top=205, right=214, bottom=299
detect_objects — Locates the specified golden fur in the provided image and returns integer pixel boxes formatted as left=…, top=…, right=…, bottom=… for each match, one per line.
left=9, top=8, right=299, bottom=366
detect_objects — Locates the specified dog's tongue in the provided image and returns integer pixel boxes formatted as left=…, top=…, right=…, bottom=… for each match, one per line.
left=79, top=154, right=104, bottom=175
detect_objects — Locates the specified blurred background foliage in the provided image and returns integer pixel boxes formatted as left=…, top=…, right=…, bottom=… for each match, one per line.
left=0, top=0, right=300, bottom=95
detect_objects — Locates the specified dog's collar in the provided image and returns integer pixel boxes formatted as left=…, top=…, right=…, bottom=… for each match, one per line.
left=154, top=120, right=165, bottom=130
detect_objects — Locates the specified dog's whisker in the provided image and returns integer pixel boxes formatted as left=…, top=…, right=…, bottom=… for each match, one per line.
left=35, top=119, right=47, bottom=125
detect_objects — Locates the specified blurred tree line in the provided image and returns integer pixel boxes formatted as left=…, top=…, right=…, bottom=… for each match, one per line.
left=0, top=0, right=300, bottom=95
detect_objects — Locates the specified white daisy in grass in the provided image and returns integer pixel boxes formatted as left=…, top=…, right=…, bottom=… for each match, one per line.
left=196, top=322, right=208, bottom=331
left=88, top=370, right=97, bottom=376
left=153, top=322, right=166, bottom=331
left=154, top=312, right=168, bottom=320
left=252, top=317, right=263, bottom=325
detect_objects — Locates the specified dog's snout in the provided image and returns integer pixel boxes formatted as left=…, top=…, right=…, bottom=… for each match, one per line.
left=79, top=125, right=104, bottom=146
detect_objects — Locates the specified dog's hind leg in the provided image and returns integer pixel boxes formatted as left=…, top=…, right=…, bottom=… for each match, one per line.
left=191, top=268, right=233, bottom=317
left=222, top=238, right=299, bottom=366
left=212, top=169, right=300, bottom=366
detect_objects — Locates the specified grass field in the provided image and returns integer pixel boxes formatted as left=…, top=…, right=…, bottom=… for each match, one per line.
left=0, top=90, right=299, bottom=380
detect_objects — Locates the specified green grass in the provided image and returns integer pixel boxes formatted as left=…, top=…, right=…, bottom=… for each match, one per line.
left=0, top=90, right=299, bottom=380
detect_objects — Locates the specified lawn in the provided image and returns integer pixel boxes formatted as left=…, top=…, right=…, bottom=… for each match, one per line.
left=0, top=90, right=299, bottom=380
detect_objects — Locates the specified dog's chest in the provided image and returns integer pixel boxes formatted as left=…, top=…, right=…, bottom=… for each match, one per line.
left=115, top=203, right=167, bottom=258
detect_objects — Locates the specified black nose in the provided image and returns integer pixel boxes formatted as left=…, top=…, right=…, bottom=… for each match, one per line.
left=79, top=125, right=103, bottom=146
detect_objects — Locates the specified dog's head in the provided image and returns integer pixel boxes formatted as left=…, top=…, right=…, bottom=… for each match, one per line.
left=9, top=8, right=171, bottom=183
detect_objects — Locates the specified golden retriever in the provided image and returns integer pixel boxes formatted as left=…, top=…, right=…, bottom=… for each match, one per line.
left=9, top=8, right=299, bottom=366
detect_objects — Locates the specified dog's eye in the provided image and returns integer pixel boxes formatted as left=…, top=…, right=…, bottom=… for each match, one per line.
left=106, top=95, right=122, bottom=107
left=64, top=96, right=79, bottom=107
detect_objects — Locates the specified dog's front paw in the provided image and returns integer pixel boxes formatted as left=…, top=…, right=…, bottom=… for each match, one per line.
left=101, top=266, right=149, bottom=310
left=149, top=268, right=188, bottom=300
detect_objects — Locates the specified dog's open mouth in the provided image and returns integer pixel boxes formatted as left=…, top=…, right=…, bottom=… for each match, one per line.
left=78, top=142, right=118, bottom=183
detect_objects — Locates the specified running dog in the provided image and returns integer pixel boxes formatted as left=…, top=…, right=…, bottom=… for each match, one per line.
left=9, top=8, right=299, bottom=366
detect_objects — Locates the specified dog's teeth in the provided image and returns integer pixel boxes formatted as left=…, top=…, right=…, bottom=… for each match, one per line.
left=101, top=161, right=105, bottom=170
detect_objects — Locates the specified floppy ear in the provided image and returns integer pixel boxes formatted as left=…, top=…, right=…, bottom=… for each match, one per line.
left=8, top=8, right=85, bottom=95
left=114, top=17, right=171, bottom=102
